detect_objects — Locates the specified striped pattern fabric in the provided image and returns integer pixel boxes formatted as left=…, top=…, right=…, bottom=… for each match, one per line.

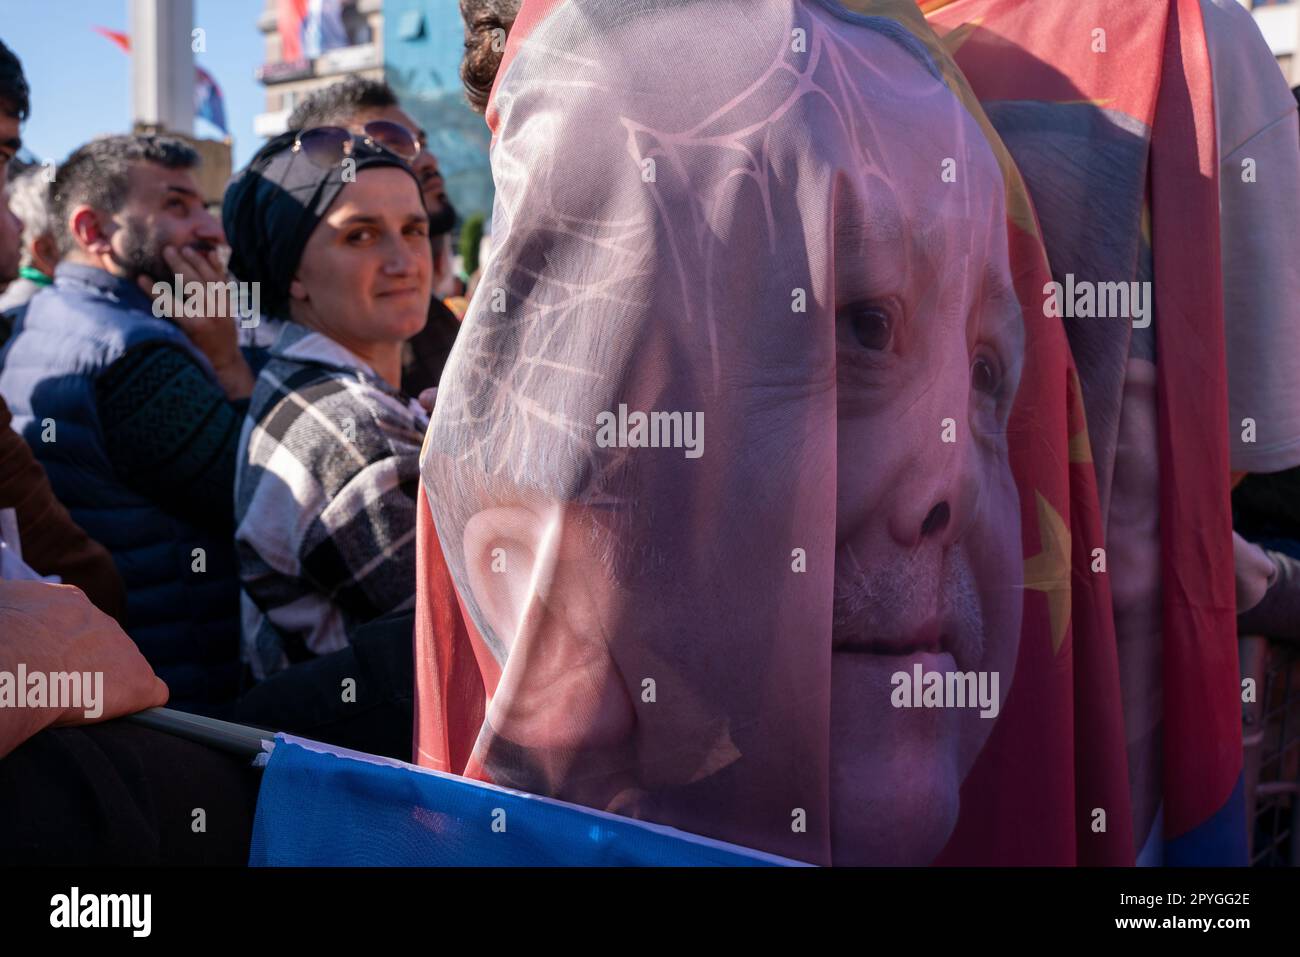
left=235, top=324, right=428, bottom=679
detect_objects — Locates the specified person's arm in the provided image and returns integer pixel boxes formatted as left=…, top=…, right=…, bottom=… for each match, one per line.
left=0, top=580, right=168, bottom=759
left=1237, top=535, right=1300, bottom=641
left=0, top=397, right=126, bottom=622
left=95, top=342, right=247, bottom=534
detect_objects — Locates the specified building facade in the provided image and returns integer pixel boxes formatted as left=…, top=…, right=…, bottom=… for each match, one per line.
left=255, top=0, right=492, bottom=223
left=256, top=2, right=1293, bottom=225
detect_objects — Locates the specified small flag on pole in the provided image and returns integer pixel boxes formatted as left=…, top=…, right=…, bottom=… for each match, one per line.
left=194, top=66, right=227, bottom=134
left=93, top=27, right=227, bottom=134
left=92, top=25, right=131, bottom=54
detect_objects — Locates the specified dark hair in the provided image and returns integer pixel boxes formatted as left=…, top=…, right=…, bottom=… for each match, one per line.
left=52, top=134, right=198, bottom=255
left=287, top=76, right=399, bottom=130
left=459, top=0, right=520, bottom=114
left=0, top=39, right=30, bottom=120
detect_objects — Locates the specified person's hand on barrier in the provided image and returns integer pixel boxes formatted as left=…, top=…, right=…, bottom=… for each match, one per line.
left=0, top=580, right=169, bottom=758
left=1233, top=531, right=1277, bottom=616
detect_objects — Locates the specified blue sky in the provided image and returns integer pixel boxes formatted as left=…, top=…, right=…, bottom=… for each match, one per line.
left=4, top=0, right=268, bottom=168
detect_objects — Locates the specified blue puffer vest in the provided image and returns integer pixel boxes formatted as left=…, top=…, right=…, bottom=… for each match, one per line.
left=0, top=263, right=240, bottom=714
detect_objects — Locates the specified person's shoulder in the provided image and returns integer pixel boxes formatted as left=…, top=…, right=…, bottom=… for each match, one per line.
left=25, top=277, right=182, bottom=363
left=1200, top=0, right=1297, bottom=155
left=248, top=358, right=410, bottom=463
left=340, top=372, right=427, bottom=454
left=1200, top=0, right=1288, bottom=91
left=249, top=353, right=348, bottom=421
left=1200, top=0, right=1270, bottom=39
left=21, top=275, right=98, bottom=327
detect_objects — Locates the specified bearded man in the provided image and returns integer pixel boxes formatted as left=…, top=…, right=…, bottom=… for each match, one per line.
left=0, top=134, right=248, bottom=715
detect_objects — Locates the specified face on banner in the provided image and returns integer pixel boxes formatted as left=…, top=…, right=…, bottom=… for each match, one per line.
left=424, top=0, right=1032, bottom=864
left=828, top=74, right=1024, bottom=860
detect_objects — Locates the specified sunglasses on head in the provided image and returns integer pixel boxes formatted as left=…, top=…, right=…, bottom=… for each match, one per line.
left=292, top=120, right=422, bottom=167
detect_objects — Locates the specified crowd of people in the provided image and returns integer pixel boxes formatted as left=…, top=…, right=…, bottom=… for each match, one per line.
left=2, top=0, right=1300, bottom=866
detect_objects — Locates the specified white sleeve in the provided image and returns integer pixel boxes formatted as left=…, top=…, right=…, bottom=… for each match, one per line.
left=1205, top=0, right=1300, bottom=472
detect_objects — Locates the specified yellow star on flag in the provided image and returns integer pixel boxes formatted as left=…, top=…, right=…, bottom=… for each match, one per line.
left=1024, top=491, right=1072, bottom=654
left=1069, top=427, right=1093, bottom=464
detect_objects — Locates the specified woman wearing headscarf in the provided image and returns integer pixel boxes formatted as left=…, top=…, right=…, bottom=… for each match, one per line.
left=223, top=131, right=433, bottom=680
left=412, top=0, right=1132, bottom=865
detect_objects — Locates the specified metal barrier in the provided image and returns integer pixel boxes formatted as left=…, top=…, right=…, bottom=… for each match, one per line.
left=1242, top=636, right=1300, bottom=866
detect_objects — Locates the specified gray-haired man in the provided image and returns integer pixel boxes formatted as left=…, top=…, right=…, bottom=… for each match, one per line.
left=0, top=163, right=59, bottom=341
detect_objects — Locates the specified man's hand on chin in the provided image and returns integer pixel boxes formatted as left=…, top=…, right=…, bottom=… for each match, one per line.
left=137, top=244, right=255, bottom=401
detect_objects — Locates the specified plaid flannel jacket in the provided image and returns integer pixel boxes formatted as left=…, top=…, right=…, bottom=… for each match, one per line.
left=234, top=323, right=429, bottom=679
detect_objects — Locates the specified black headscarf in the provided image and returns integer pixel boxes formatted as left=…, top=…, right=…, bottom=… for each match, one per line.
left=222, top=130, right=421, bottom=318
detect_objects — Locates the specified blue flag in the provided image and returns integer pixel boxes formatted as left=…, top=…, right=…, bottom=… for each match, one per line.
left=249, top=736, right=804, bottom=866
left=194, top=66, right=226, bottom=134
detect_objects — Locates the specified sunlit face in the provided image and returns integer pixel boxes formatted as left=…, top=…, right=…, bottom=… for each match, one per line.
left=107, top=162, right=225, bottom=283
left=0, top=193, right=20, bottom=283
left=0, top=101, right=20, bottom=184
left=827, top=48, right=1025, bottom=865
left=352, top=105, right=455, bottom=230
left=290, top=166, right=433, bottom=351
left=0, top=100, right=22, bottom=282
